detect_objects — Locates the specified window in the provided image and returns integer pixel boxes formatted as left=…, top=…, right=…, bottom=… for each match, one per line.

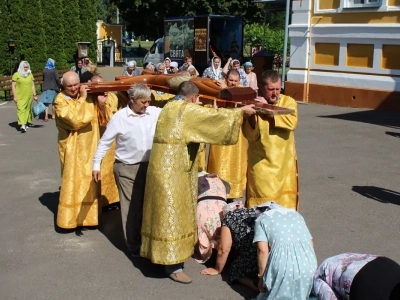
left=344, top=0, right=382, bottom=8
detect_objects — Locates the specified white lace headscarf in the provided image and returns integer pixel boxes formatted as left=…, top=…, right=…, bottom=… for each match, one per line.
left=211, top=56, right=221, bottom=79
left=254, top=201, right=284, bottom=217
left=18, top=61, right=31, bottom=78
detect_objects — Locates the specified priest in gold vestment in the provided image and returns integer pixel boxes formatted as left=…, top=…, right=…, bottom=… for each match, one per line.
left=140, top=81, right=256, bottom=284
left=208, top=69, right=248, bottom=198
left=242, top=70, right=299, bottom=210
left=55, top=72, right=100, bottom=229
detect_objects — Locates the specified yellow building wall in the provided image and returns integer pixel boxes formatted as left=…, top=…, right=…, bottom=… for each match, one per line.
left=382, top=45, right=400, bottom=69
left=315, top=43, right=340, bottom=66
left=98, top=22, right=122, bottom=46
left=346, top=44, right=374, bottom=68
left=313, top=0, right=400, bottom=24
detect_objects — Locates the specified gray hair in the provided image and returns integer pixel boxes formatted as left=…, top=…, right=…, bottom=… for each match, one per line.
left=157, top=63, right=165, bottom=69
left=127, top=84, right=151, bottom=100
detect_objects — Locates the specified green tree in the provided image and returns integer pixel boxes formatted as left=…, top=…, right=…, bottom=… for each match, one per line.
left=79, top=0, right=98, bottom=63
left=111, top=0, right=266, bottom=38
left=10, top=0, right=47, bottom=72
left=97, top=0, right=118, bottom=24
left=61, top=0, right=82, bottom=64
left=42, top=0, right=67, bottom=69
left=244, top=23, right=288, bottom=56
left=0, top=1, right=13, bottom=74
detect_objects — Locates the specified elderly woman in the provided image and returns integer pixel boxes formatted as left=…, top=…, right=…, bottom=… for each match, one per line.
left=164, top=57, right=172, bottom=74
left=202, top=56, right=224, bottom=80
left=122, top=60, right=140, bottom=77
left=11, top=61, right=38, bottom=132
left=194, top=172, right=230, bottom=263
left=253, top=202, right=317, bottom=300
left=313, top=253, right=400, bottom=300
left=80, top=62, right=98, bottom=83
left=201, top=202, right=259, bottom=292
left=41, top=58, right=61, bottom=121
left=243, top=62, right=258, bottom=92
left=156, top=63, right=165, bottom=74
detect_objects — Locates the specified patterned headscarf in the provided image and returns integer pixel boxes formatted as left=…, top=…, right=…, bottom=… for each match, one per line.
left=45, top=58, right=55, bottom=69
left=17, top=61, right=31, bottom=78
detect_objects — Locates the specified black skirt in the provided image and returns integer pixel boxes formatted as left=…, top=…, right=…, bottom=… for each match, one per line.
left=350, top=257, right=400, bottom=300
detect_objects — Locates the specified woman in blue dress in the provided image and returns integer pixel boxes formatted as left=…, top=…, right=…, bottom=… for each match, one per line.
left=253, top=202, right=317, bottom=300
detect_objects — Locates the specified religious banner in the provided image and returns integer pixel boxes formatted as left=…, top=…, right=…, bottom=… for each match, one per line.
left=195, top=28, right=207, bottom=51
left=164, top=18, right=194, bottom=60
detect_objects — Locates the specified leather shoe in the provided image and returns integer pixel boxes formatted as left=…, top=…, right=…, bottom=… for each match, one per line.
left=168, top=271, right=192, bottom=284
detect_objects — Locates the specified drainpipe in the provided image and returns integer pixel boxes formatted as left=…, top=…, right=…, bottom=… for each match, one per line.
left=304, top=16, right=322, bottom=103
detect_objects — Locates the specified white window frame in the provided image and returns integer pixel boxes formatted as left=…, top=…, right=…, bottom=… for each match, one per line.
left=344, top=0, right=382, bottom=9
left=313, top=0, right=400, bottom=14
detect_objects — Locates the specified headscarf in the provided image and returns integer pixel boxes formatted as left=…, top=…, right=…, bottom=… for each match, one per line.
left=18, top=61, right=31, bottom=78
left=230, top=59, right=240, bottom=67
left=127, top=60, right=136, bottom=68
left=45, top=58, right=55, bottom=69
left=211, top=56, right=221, bottom=79
left=243, top=62, right=253, bottom=68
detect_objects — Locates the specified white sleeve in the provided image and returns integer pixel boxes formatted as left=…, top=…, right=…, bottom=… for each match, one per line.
left=92, top=116, right=118, bottom=171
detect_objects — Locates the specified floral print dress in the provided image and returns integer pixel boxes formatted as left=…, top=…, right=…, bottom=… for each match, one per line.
left=222, top=208, right=258, bottom=282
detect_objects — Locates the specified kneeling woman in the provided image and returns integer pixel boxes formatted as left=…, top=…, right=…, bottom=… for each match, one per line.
left=200, top=202, right=259, bottom=291
left=253, top=202, right=317, bottom=299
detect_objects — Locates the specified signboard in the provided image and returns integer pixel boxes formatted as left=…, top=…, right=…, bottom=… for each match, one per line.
left=164, top=18, right=194, bottom=61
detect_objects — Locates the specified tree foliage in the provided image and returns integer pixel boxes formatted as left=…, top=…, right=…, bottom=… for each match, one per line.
left=111, top=0, right=267, bottom=39
left=0, top=0, right=99, bottom=74
left=244, top=23, right=288, bottom=56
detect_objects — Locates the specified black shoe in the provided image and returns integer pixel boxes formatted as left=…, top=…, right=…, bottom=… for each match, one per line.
left=130, top=249, right=141, bottom=257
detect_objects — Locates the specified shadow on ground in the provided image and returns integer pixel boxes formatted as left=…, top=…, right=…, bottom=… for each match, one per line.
left=386, top=131, right=400, bottom=139
left=9, top=121, right=44, bottom=131
left=352, top=186, right=400, bottom=205
left=319, top=110, right=400, bottom=129
left=98, top=208, right=166, bottom=279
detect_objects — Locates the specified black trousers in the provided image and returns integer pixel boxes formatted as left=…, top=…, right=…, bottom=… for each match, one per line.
left=350, top=257, right=400, bottom=300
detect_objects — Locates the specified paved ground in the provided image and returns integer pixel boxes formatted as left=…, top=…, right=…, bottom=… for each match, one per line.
left=1, top=85, right=400, bottom=300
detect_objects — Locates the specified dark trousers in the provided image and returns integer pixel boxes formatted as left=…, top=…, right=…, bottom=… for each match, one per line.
left=113, top=161, right=148, bottom=252
left=350, top=257, right=400, bottom=300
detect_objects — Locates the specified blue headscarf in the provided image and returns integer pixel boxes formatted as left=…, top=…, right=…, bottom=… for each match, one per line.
left=45, top=58, right=55, bottom=69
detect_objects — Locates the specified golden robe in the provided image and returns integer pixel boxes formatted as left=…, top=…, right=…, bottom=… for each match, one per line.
left=242, top=94, right=299, bottom=209
left=150, top=90, right=175, bottom=108
left=55, top=93, right=100, bottom=229
left=207, top=130, right=247, bottom=198
left=98, top=93, right=119, bottom=207
left=141, top=100, right=243, bottom=265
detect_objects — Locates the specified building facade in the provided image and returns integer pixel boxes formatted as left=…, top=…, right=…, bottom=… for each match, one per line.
left=286, top=0, right=400, bottom=110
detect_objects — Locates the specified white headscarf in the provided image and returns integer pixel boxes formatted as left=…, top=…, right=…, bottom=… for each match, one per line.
left=127, top=60, right=136, bottom=68
left=18, top=61, right=31, bottom=78
left=211, top=57, right=221, bottom=79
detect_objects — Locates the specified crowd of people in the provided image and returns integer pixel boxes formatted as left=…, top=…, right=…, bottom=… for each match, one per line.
left=10, top=55, right=400, bottom=299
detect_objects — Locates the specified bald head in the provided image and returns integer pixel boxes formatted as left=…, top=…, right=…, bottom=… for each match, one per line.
left=62, top=71, right=80, bottom=98
left=91, top=75, right=104, bottom=83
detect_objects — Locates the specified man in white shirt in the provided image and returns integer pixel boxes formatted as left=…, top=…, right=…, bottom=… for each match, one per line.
left=92, top=84, right=162, bottom=256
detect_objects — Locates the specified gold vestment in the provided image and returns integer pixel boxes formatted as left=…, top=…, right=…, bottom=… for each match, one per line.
left=98, top=93, right=119, bottom=207
left=242, top=94, right=299, bottom=209
left=140, top=100, right=243, bottom=265
left=55, top=93, right=100, bottom=229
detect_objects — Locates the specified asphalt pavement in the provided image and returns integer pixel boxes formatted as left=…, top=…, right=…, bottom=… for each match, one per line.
left=1, top=79, right=400, bottom=299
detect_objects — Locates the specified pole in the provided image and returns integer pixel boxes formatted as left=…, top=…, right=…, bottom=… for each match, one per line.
left=263, top=3, right=267, bottom=49
left=281, top=0, right=290, bottom=89
left=116, top=8, right=119, bottom=24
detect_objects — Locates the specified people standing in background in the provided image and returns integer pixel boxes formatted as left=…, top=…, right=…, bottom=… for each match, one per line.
left=12, top=61, right=38, bottom=132
left=222, top=58, right=248, bottom=86
left=41, top=58, right=61, bottom=121
left=70, top=59, right=86, bottom=80
left=164, top=57, right=173, bottom=74
left=156, top=63, right=165, bottom=74
left=202, top=56, right=224, bottom=80
left=122, top=61, right=141, bottom=77
left=243, top=62, right=258, bottom=92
